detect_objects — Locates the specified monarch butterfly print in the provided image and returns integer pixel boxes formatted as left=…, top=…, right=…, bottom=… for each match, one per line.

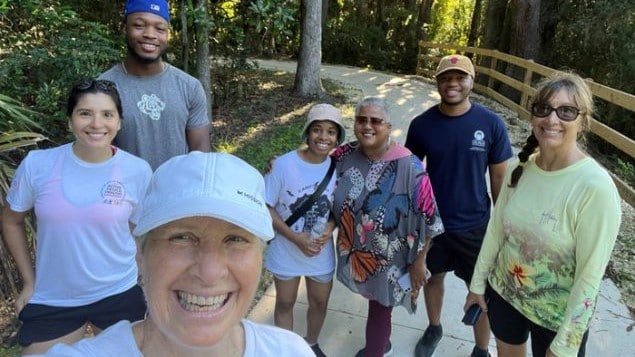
left=338, top=205, right=384, bottom=283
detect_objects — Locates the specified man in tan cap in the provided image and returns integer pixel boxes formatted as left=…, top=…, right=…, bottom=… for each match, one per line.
left=405, top=54, right=513, bottom=357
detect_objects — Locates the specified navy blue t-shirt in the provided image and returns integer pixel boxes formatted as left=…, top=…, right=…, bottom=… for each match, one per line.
left=405, top=103, right=512, bottom=232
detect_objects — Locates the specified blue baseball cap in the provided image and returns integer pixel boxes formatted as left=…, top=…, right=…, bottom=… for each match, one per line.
left=124, top=0, right=170, bottom=23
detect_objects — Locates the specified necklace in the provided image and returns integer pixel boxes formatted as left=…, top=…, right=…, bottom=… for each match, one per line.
left=121, top=61, right=167, bottom=75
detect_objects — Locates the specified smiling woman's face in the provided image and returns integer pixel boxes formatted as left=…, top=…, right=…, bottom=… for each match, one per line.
left=354, top=104, right=391, bottom=154
left=139, top=216, right=264, bottom=349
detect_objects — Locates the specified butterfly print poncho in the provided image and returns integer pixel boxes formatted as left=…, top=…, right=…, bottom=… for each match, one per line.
left=332, top=142, right=444, bottom=313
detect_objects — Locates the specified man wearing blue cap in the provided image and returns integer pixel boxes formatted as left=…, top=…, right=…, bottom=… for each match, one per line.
left=100, top=0, right=211, bottom=170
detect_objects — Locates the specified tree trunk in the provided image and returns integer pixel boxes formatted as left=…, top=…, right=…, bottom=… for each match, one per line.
left=508, top=0, right=541, bottom=60
left=293, top=0, right=324, bottom=98
left=416, top=0, right=434, bottom=42
left=406, top=0, right=418, bottom=38
left=482, top=0, right=509, bottom=50
left=322, top=0, right=329, bottom=28
left=194, top=0, right=213, bottom=121
left=501, top=0, right=541, bottom=101
left=180, top=0, right=189, bottom=73
left=357, top=0, right=368, bottom=21
left=538, top=0, right=562, bottom=64
left=478, top=0, right=509, bottom=86
left=376, top=0, right=385, bottom=29
left=467, top=0, right=484, bottom=49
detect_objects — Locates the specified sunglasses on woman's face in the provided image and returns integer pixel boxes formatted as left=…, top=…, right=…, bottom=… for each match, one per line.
left=354, top=116, right=387, bottom=126
left=530, top=103, right=581, bottom=122
left=75, top=79, right=117, bottom=92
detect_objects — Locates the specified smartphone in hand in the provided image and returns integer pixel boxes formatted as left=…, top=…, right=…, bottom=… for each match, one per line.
left=397, top=270, right=432, bottom=294
left=462, top=304, right=482, bottom=326
left=398, top=273, right=412, bottom=293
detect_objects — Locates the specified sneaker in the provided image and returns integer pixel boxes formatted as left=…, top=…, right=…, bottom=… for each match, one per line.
left=414, top=324, right=442, bottom=357
left=354, top=340, right=393, bottom=357
left=470, top=345, right=491, bottom=357
left=310, top=343, right=327, bottom=357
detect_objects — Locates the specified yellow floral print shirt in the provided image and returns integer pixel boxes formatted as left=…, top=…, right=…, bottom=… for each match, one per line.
left=470, top=156, right=621, bottom=357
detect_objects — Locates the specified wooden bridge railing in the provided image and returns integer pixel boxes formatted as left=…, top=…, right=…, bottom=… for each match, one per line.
left=417, top=41, right=635, bottom=208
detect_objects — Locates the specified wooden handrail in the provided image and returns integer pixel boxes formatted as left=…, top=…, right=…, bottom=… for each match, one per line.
left=417, top=41, right=635, bottom=207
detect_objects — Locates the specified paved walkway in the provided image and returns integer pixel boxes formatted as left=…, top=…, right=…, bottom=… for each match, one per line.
left=248, top=59, right=635, bottom=356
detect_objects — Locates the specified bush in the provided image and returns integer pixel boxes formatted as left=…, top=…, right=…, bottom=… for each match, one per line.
left=0, top=4, right=121, bottom=143
left=323, top=19, right=391, bottom=70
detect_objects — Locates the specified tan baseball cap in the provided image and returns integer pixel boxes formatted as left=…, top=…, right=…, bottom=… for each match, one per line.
left=435, top=55, right=475, bottom=77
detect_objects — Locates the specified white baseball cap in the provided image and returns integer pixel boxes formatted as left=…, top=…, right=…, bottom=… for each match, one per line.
left=133, top=152, right=274, bottom=241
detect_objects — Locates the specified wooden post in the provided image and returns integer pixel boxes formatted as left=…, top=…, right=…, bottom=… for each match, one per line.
left=520, top=60, right=534, bottom=109
left=488, top=51, right=498, bottom=90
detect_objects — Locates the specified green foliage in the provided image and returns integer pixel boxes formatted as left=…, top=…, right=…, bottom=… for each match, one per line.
left=321, top=1, right=476, bottom=73
left=247, top=0, right=298, bottom=56
left=0, top=345, right=20, bottom=357
left=543, top=0, right=635, bottom=139
left=615, top=158, right=635, bottom=187
left=207, top=1, right=250, bottom=62
left=428, top=0, right=474, bottom=45
left=0, top=2, right=120, bottom=143
left=0, top=95, right=42, bottom=133
left=0, top=92, right=46, bottom=181
left=323, top=19, right=390, bottom=69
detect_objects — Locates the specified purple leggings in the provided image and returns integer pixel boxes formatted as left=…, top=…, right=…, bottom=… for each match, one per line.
left=364, top=299, right=393, bottom=357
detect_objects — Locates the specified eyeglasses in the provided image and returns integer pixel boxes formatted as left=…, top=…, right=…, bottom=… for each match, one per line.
left=75, top=80, right=117, bottom=92
left=530, top=103, right=581, bottom=122
left=355, top=116, right=387, bottom=126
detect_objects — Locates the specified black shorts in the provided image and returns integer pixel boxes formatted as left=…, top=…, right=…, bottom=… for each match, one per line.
left=18, top=284, right=146, bottom=346
left=425, top=224, right=487, bottom=283
left=486, top=285, right=588, bottom=357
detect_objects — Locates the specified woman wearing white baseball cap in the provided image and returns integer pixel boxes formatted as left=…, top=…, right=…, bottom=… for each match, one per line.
left=39, top=152, right=314, bottom=356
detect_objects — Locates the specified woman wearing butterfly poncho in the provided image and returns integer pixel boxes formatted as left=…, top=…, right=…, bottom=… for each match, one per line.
left=332, top=97, right=444, bottom=357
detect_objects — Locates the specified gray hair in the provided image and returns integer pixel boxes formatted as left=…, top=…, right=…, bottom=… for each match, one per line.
left=355, top=96, right=390, bottom=123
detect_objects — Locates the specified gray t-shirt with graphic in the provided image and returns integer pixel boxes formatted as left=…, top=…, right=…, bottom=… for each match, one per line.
left=100, top=64, right=209, bottom=170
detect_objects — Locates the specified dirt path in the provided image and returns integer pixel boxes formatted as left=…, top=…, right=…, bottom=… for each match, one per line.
left=255, top=59, right=439, bottom=143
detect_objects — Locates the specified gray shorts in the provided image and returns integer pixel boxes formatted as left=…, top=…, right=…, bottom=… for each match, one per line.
left=274, top=271, right=334, bottom=284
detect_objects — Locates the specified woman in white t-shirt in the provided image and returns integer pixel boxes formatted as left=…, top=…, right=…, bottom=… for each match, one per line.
left=2, top=79, right=152, bottom=355
left=264, top=103, right=345, bottom=357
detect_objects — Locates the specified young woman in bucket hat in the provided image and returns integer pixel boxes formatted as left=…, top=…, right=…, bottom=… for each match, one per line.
left=264, top=103, right=346, bottom=357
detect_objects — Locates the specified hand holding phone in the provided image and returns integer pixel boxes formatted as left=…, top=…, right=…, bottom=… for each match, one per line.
left=398, top=269, right=432, bottom=294
left=462, top=304, right=482, bottom=326
left=398, top=273, right=412, bottom=293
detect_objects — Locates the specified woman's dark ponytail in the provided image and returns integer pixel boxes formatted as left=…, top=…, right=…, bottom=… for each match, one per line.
left=509, top=134, right=538, bottom=187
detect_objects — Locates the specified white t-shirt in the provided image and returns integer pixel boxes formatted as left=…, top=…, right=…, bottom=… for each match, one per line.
left=41, top=319, right=315, bottom=356
left=264, top=150, right=336, bottom=277
left=6, top=144, right=152, bottom=306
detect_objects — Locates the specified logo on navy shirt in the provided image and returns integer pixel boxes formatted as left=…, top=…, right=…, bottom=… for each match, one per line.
left=470, top=130, right=486, bottom=152
left=101, top=181, right=125, bottom=205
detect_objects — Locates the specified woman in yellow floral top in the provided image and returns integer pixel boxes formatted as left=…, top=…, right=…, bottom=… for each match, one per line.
left=465, top=72, right=622, bottom=357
